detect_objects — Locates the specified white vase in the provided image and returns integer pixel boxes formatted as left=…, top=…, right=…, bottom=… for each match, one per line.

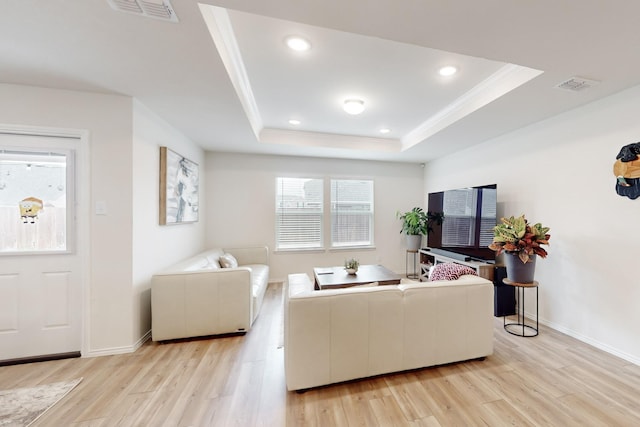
left=405, top=234, right=422, bottom=252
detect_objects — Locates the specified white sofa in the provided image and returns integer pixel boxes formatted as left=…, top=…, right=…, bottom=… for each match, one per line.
left=284, top=273, right=494, bottom=391
left=151, top=246, right=269, bottom=341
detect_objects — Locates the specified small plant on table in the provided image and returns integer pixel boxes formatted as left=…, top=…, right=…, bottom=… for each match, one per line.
left=344, top=258, right=359, bottom=274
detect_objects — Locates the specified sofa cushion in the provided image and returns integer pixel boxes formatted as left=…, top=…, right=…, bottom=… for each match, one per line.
left=202, top=248, right=224, bottom=262
left=184, top=258, right=213, bottom=272
left=245, top=264, right=269, bottom=295
left=429, top=262, right=478, bottom=281
left=219, top=253, right=238, bottom=268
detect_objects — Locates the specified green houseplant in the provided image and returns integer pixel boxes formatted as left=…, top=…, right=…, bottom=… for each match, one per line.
left=397, top=207, right=444, bottom=251
left=489, top=215, right=550, bottom=282
left=344, top=258, right=359, bottom=274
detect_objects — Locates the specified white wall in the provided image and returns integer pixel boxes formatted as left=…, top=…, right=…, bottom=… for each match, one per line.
left=424, top=84, right=640, bottom=364
left=131, top=100, right=205, bottom=343
left=205, top=152, right=424, bottom=281
left=0, top=84, right=205, bottom=357
left=0, top=83, right=134, bottom=354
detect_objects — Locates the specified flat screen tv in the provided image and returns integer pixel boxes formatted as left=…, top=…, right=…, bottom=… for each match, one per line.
left=426, top=184, right=497, bottom=262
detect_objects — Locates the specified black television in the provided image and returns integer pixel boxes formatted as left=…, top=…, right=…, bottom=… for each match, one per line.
left=426, top=184, right=497, bottom=262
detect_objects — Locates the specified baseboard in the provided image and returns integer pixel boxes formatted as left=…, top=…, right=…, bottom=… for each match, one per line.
left=134, top=330, right=152, bottom=351
left=83, top=330, right=151, bottom=358
left=84, top=345, right=136, bottom=358
left=535, top=316, right=640, bottom=366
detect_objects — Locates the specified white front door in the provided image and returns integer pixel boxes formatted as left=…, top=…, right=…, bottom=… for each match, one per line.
left=0, top=132, right=85, bottom=361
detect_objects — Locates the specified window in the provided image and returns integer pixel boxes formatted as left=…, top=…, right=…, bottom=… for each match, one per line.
left=275, top=177, right=323, bottom=250
left=0, top=148, right=72, bottom=253
left=275, top=177, right=375, bottom=250
left=330, top=179, right=374, bottom=247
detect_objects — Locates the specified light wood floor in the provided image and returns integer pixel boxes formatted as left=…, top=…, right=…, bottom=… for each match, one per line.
left=2, top=282, right=640, bottom=426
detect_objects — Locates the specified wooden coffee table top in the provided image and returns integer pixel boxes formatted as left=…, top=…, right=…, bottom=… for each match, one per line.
left=313, top=264, right=401, bottom=290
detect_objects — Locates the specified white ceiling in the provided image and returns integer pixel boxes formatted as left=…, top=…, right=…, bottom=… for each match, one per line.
left=3, top=1, right=640, bottom=163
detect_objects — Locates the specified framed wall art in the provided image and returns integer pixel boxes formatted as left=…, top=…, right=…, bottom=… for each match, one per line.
left=159, top=146, right=199, bottom=225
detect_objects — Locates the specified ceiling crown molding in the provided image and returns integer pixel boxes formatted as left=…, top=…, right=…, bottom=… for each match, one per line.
left=260, top=128, right=401, bottom=152
left=200, top=4, right=542, bottom=155
left=402, top=64, right=543, bottom=151
left=200, top=4, right=263, bottom=138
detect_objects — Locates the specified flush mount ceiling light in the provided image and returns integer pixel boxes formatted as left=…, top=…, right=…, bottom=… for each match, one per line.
left=285, top=36, right=311, bottom=51
left=379, top=128, right=391, bottom=134
left=439, top=65, right=458, bottom=76
left=288, top=119, right=301, bottom=125
left=343, top=99, right=365, bottom=115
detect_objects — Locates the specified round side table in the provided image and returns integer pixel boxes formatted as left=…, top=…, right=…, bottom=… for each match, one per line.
left=503, top=278, right=538, bottom=337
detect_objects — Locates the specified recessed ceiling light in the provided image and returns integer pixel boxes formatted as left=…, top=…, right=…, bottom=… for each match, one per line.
left=439, top=66, right=458, bottom=76
left=285, top=36, right=311, bottom=52
left=343, top=99, right=365, bottom=115
left=379, top=128, right=391, bottom=134
left=288, top=119, right=301, bottom=125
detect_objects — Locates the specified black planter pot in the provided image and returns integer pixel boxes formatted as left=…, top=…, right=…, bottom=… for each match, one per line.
left=504, top=252, right=536, bottom=283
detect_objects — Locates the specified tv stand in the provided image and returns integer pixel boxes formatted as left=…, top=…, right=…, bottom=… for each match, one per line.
left=420, top=249, right=515, bottom=317
left=419, top=248, right=494, bottom=281
left=427, top=247, right=472, bottom=262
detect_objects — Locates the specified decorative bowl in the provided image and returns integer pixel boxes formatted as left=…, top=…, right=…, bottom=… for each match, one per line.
left=346, top=268, right=358, bottom=275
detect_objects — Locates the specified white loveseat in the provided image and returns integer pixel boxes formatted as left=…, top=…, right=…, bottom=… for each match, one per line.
left=284, top=273, right=493, bottom=391
left=151, top=246, right=269, bottom=341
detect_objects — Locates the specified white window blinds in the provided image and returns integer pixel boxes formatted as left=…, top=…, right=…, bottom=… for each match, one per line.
left=275, top=177, right=323, bottom=250
left=330, top=179, right=374, bottom=247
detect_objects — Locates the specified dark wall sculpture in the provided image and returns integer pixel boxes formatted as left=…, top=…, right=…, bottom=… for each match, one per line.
left=614, top=142, right=640, bottom=199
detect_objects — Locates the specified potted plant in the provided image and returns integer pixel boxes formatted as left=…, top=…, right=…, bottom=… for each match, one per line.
left=344, top=258, right=359, bottom=275
left=488, top=215, right=550, bottom=283
left=397, top=207, right=444, bottom=251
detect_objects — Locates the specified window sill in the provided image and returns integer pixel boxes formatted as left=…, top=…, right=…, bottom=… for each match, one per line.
left=329, top=246, right=376, bottom=252
left=0, top=249, right=73, bottom=256
left=274, top=246, right=377, bottom=254
left=274, top=248, right=325, bottom=254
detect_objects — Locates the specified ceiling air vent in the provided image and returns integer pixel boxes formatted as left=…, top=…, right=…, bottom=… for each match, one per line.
left=107, top=0, right=179, bottom=23
left=555, top=76, right=600, bottom=92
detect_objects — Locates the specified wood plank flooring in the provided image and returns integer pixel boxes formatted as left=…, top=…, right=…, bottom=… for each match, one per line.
left=1, top=281, right=640, bottom=426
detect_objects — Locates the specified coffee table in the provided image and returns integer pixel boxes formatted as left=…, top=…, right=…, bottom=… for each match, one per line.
left=313, top=264, right=401, bottom=290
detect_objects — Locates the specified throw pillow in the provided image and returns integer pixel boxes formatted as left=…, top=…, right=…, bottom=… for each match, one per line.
left=206, top=254, right=221, bottom=269
left=219, top=253, right=238, bottom=268
left=429, top=262, right=477, bottom=281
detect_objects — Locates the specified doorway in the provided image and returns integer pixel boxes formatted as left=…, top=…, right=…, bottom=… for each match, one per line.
left=0, top=129, right=89, bottom=362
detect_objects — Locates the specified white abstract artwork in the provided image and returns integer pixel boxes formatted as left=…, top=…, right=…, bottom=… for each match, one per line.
left=159, top=147, right=199, bottom=225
